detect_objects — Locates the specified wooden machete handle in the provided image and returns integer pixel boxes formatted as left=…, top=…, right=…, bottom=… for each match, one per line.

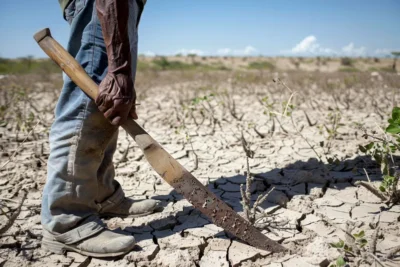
left=34, top=28, right=99, bottom=100
left=33, top=28, right=178, bottom=183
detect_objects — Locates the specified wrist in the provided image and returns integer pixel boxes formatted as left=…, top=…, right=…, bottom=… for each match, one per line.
left=108, top=59, right=131, bottom=75
left=107, top=44, right=131, bottom=74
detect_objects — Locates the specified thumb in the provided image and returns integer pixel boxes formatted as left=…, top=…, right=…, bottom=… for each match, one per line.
left=130, top=104, right=138, bottom=120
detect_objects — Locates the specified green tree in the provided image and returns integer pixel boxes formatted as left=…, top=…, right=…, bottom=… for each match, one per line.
left=392, top=51, right=400, bottom=71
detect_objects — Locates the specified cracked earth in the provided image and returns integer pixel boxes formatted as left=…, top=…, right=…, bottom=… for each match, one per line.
left=1, top=70, right=400, bottom=266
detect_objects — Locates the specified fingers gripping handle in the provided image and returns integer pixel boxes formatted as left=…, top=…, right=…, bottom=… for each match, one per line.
left=33, top=28, right=99, bottom=100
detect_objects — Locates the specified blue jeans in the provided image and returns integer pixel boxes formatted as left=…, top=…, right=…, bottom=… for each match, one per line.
left=41, top=0, right=143, bottom=235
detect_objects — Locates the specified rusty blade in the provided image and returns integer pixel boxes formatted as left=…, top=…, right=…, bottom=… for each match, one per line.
left=173, top=173, right=286, bottom=252
left=123, top=120, right=286, bottom=252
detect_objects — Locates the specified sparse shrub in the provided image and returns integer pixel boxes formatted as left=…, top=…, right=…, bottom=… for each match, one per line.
left=0, top=57, right=60, bottom=74
left=248, top=61, right=275, bottom=70
left=340, top=57, right=353, bottom=66
left=357, top=107, right=400, bottom=204
left=392, top=51, right=400, bottom=71
left=152, top=57, right=194, bottom=70
left=339, top=67, right=358, bottom=72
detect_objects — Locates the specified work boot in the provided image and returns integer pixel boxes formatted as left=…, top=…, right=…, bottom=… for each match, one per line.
left=42, top=227, right=136, bottom=258
left=99, top=197, right=162, bottom=218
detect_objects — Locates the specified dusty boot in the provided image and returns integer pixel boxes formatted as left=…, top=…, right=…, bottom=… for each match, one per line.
left=42, top=227, right=136, bottom=258
left=99, top=198, right=161, bottom=218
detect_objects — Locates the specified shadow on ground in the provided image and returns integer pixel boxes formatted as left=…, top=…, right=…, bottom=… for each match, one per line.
left=120, top=155, right=399, bottom=249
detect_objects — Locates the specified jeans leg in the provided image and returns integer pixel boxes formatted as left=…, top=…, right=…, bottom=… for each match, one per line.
left=41, top=0, right=118, bottom=234
left=42, top=0, right=142, bottom=234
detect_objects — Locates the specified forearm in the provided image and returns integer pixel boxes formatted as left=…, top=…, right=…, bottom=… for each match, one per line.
left=96, top=0, right=131, bottom=74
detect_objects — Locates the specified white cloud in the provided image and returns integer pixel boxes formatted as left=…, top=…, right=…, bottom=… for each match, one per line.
left=373, top=48, right=400, bottom=56
left=141, top=50, right=156, bottom=57
left=217, top=48, right=232, bottom=55
left=291, top=35, right=320, bottom=53
left=217, top=46, right=258, bottom=56
left=287, top=35, right=336, bottom=55
left=175, top=49, right=205, bottom=56
left=374, top=48, right=391, bottom=55
left=341, top=43, right=366, bottom=57
left=286, top=36, right=370, bottom=57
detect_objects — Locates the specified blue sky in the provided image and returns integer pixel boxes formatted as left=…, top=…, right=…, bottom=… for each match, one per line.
left=0, top=0, right=399, bottom=58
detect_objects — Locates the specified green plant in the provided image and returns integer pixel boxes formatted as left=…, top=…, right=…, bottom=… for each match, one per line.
left=329, top=230, right=368, bottom=266
left=260, top=96, right=276, bottom=119
left=329, top=256, right=346, bottom=267
left=357, top=107, right=400, bottom=204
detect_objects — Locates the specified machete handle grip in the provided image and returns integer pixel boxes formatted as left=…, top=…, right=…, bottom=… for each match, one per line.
left=33, top=28, right=99, bottom=100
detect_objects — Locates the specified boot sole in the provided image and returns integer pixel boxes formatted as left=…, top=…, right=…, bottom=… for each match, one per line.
left=41, top=236, right=135, bottom=258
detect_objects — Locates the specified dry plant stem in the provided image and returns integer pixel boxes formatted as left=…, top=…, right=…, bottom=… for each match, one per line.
left=177, top=111, right=199, bottom=171
left=389, top=172, right=400, bottom=204
left=253, top=127, right=266, bottom=138
left=304, top=111, right=317, bottom=127
left=0, top=121, right=40, bottom=171
left=187, top=133, right=199, bottom=171
left=368, top=253, right=388, bottom=267
left=245, top=156, right=252, bottom=203
left=0, top=207, right=10, bottom=220
left=282, top=91, right=296, bottom=117
left=370, top=226, right=379, bottom=254
left=385, top=244, right=400, bottom=260
left=363, top=168, right=372, bottom=183
left=251, top=187, right=275, bottom=222
left=0, top=190, right=27, bottom=236
left=354, top=181, right=388, bottom=201
left=240, top=184, right=251, bottom=221
left=290, top=116, right=322, bottom=161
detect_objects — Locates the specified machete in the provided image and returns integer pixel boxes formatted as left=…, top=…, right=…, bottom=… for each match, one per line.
left=33, top=28, right=286, bottom=253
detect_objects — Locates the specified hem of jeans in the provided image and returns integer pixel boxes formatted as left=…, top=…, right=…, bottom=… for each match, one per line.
left=96, top=184, right=125, bottom=212
left=47, top=216, right=105, bottom=245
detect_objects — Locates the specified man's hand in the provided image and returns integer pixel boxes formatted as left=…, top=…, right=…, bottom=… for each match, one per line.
left=96, top=0, right=137, bottom=125
left=96, top=71, right=138, bottom=126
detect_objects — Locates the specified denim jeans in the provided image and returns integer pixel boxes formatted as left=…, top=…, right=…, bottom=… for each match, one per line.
left=41, top=0, right=143, bottom=235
